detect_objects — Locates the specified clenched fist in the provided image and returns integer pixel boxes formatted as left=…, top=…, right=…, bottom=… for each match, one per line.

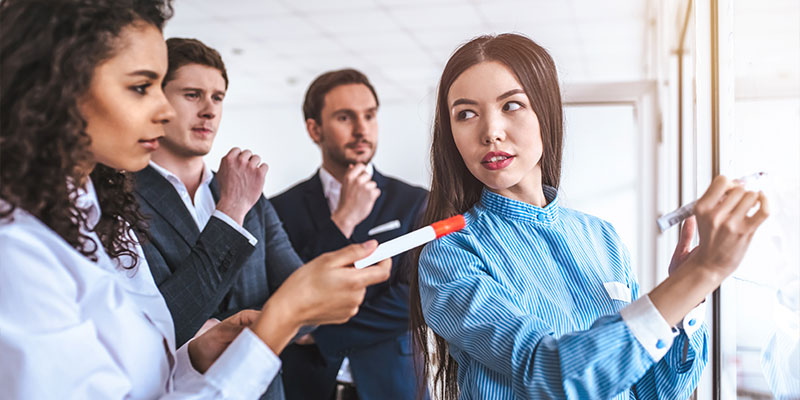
left=215, top=147, right=269, bottom=225
left=331, top=163, right=380, bottom=238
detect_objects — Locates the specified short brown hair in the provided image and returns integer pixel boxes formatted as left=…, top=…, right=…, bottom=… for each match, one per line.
left=302, top=68, right=379, bottom=123
left=163, top=37, right=228, bottom=88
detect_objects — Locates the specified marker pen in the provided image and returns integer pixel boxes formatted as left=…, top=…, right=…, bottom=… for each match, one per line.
left=354, top=215, right=466, bottom=269
left=657, top=172, right=766, bottom=233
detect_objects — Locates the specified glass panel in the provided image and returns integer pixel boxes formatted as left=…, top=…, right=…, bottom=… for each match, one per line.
left=728, top=1, right=800, bottom=398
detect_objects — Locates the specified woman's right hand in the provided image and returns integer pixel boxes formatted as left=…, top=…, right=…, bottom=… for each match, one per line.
left=688, top=175, right=770, bottom=281
left=251, top=241, right=391, bottom=354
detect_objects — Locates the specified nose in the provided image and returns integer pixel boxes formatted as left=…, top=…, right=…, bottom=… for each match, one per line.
left=155, top=91, right=175, bottom=125
left=481, top=112, right=505, bottom=145
left=198, top=97, right=218, bottom=120
left=353, top=115, right=369, bottom=137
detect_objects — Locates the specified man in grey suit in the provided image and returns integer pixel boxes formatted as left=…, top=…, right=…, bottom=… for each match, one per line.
left=133, top=38, right=302, bottom=399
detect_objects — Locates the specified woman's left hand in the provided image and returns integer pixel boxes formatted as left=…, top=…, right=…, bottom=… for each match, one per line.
left=668, top=216, right=698, bottom=275
left=187, top=309, right=260, bottom=373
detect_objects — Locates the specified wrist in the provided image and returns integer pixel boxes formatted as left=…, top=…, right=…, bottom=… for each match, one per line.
left=253, top=294, right=302, bottom=355
left=216, top=200, right=247, bottom=225
left=330, top=211, right=355, bottom=238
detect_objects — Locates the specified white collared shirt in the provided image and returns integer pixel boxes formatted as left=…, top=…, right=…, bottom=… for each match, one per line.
left=318, top=164, right=374, bottom=385
left=149, top=161, right=256, bottom=246
left=0, top=181, right=279, bottom=398
left=318, top=164, right=374, bottom=214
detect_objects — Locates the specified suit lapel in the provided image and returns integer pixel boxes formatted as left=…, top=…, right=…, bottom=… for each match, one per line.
left=133, top=166, right=200, bottom=246
left=350, top=169, right=387, bottom=242
left=303, top=171, right=335, bottom=231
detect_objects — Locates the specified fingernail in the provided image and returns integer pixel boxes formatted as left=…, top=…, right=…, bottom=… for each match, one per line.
left=361, top=240, right=377, bottom=248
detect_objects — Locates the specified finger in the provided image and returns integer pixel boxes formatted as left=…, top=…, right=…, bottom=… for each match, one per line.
left=317, top=241, right=379, bottom=268
left=225, top=147, right=242, bottom=158
left=677, top=216, right=696, bottom=252
left=695, top=175, right=732, bottom=213
left=225, top=309, right=260, bottom=327
left=348, top=163, right=366, bottom=180
left=258, top=163, right=269, bottom=176
left=248, top=155, right=261, bottom=168
left=715, top=186, right=746, bottom=217
left=364, top=181, right=378, bottom=190
left=354, top=258, right=392, bottom=286
left=355, top=173, right=372, bottom=186
left=730, top=191, right=759, bottom=220
left=239, top=149, right=253, bottom=162
left=745, top=191, right=770, bottom=229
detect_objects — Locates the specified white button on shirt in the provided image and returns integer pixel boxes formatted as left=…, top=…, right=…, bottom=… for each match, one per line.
left=0, top=180, right=279, bottom=399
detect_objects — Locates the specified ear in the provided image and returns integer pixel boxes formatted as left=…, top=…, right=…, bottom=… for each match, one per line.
left=306, top=118, right=322, bottom=144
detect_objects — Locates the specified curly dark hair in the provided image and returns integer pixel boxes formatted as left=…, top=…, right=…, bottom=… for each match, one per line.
left=0, top=0, right=173, bottom=268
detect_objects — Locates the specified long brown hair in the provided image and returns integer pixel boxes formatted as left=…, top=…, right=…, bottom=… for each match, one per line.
left=409, top=33, right=564, bottom=400
left=1, top=0, right=172, bottom=268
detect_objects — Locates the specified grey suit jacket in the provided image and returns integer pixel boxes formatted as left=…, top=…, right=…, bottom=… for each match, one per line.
left=133, top=165, right=303, bottom=400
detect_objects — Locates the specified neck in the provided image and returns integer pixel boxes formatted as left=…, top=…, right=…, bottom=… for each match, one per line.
left=492, top=167, right=548, bottom=207
left=151, top=150, right=205, bottom=196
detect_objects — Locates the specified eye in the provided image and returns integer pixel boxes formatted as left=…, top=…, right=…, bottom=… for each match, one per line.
left=456, top=109, right=477, bottom=121
left=337, top=114, right=350, bottom=122
left=185, top=92, right=200, bottom=100
left=503, top=101, right=523, bottom=112
left=131, top=83, right=151, bottom=95
left=365, top=113, right=374, bottom=121
left=212, top=94, right=224, bottom=102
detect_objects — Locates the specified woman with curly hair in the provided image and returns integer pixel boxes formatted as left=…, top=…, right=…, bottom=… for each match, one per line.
left=0, top=0, right=390, bottom=398
left=410, top=33, right=770, bottom=400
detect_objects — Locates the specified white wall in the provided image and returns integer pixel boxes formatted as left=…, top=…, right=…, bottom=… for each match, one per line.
left=204, top=92, right=436, bottom=197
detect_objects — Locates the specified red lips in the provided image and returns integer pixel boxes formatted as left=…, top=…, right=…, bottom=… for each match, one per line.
left=481, top=151, right=514, bottom=170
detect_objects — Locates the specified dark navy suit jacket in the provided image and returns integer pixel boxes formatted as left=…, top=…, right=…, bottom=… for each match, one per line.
left=270, top=168, right=428, bottom=400
left=134, top=165, right=304, bottom=400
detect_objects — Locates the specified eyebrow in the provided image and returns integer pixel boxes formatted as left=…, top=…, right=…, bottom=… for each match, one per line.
left=128, top=70, right=159, bottom=79
left=181, top=87, right=226, bottom=95
left=332, top=106, right=378, bottom=115
left=451, top=88, right=526, bottom=108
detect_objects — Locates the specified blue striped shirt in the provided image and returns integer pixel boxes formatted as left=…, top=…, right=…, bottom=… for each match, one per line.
left=419, top=187, right=708, bottom=399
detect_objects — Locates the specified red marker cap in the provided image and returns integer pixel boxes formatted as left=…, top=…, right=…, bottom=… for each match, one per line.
left=431, top=215, right=466, bottom=238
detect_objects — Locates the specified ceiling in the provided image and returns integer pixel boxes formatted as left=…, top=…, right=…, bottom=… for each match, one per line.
left=164, top=0, right=651, bottom=107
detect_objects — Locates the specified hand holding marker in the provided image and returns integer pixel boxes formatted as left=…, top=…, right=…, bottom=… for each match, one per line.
left=354, top=215, right=466, bottom=269
left=657, top=172, right=766, bottom=232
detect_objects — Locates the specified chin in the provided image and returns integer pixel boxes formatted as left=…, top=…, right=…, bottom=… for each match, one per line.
left=119, top=156, right=152, bottom=172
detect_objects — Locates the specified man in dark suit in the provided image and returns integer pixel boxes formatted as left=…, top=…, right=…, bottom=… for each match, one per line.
left=133, top=38, right=305, bottom=400
left=270, top=69, right=429, bottom=400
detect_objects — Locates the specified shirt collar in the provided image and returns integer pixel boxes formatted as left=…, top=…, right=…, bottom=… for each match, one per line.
left=479, top=185, right=560, bottom=225
left=73, top=178, right=101, bottom=229
left=149, top=161, right=213, bottom=190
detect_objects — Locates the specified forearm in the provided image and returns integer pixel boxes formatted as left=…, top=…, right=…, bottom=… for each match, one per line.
left=648, top=260, right=720, bottom=326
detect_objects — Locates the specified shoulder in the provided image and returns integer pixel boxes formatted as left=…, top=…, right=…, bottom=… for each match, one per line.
left=269, top=175, right=316, bottom=206
left=378, top=173, right=428, bottom=199
left=0, top=209, right=83, bottom=299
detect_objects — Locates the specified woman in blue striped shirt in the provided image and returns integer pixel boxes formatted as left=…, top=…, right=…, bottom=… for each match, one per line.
left=410, top=33, right=769, bottom=400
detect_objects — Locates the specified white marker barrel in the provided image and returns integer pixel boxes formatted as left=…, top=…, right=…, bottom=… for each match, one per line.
left=354, top=226, right=435, bottom=269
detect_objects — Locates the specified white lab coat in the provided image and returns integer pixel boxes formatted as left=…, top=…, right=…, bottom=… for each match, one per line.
left=0, top=181, right=279, bottom=399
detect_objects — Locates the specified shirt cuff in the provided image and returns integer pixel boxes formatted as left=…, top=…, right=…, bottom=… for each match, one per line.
left=620, top=295, right=679, bottom=362
left=212, top=210, right=258, bottom=246
left=679, top=299, right=707, bottom=337
left=204, top=327, right=280, bottom=398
